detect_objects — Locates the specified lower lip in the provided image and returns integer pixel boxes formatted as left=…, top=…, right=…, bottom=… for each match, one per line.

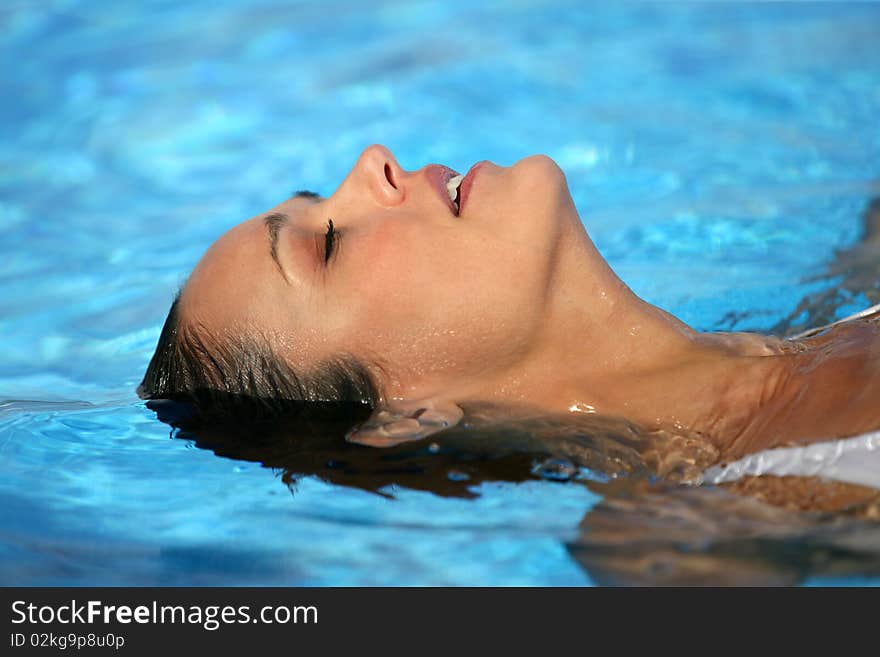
left=458, top=161, right=488, bottom=215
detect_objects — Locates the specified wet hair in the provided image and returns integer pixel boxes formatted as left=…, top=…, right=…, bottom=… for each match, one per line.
left=138, top=292, right=380, bottom=424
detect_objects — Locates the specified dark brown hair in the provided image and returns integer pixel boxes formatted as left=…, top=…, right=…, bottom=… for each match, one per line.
left=138, top=292, right=380, bottom=423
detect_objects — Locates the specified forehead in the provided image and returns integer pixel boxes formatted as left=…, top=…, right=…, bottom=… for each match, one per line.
left=179, top=215, right=283, bottom=333
left=177, top=194, right=341, bottom=376
left=178, top=205, right=331, bottom=370
left=177, top=193, right=324, bottom=343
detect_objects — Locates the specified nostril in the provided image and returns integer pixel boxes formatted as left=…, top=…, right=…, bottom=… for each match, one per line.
left=384, top=163, right=397, bottom=189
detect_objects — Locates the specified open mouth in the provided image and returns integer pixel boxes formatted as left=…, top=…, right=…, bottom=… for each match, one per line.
left=452, top=162, right=487, bottom=216
left=426, top=162, right=486, bottom=217
left=445, top=174, right=464, bottom=215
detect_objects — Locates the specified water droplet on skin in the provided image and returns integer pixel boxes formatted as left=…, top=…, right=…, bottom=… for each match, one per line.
left=568, top=402, right=596, bottom=414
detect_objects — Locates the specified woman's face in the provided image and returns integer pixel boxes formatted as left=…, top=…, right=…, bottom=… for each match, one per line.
left=180, top=145, right=586, bottom=402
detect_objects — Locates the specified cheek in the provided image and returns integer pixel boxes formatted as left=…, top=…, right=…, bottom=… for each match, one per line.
left=347, top=234, right=542, bottom=387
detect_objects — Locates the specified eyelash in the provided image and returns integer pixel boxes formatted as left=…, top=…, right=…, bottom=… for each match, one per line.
left=323, top=219, right=337, bottom=263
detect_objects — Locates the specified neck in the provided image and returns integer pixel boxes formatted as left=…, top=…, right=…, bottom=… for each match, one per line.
left=461, top=229, right=785, bottom=451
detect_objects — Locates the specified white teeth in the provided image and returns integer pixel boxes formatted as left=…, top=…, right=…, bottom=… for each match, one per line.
left=446, top=175, right=464, bottom=202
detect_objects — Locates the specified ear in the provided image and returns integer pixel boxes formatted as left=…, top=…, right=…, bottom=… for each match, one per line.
left=345, top=398, right=464, bottom=448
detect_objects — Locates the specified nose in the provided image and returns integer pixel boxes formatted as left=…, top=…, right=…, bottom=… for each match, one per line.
left=350, top=144, right=406, bottom=207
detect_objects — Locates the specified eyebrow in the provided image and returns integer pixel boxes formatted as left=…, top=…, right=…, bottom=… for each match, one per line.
left=264, top=190, right=322, bottom=281
left=264, top=212, right=290, bottom=280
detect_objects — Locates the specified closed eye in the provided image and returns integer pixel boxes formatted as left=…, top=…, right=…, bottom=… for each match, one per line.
left=323, top=219, right=338, bottom=264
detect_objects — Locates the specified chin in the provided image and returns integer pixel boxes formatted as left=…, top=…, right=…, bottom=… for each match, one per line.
left=512, top=154, right=570, bottom=199
left=518, top=153, right=565, bottom=174
left=509, top=154, right=577, bottom=227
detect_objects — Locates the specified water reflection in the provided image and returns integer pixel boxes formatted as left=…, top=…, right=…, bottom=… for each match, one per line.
left=570, top=480, right=880, bottom=586
left=148, top=398, right=880, bottom=585
left=150, top=399, right=657, bottom=498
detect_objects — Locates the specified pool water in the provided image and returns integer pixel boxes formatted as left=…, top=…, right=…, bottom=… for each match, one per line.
left=2, top=0, right=879, bottom=585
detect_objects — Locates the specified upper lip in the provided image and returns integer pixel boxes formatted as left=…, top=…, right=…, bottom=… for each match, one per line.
left=425, top=164, right=462, bottom=216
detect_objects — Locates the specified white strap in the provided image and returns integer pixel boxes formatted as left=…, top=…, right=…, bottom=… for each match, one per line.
left=702, top=431, right=880, bottom=490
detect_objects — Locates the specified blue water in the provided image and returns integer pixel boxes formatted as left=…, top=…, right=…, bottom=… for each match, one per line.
left=2, top=1, right=879, bottom=585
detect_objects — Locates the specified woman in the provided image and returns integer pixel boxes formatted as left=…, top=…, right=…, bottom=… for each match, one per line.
left=139, top=145, right=880, bottom=463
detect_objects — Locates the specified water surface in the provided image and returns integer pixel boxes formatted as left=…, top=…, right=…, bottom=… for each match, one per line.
left=2, top=0, right=880, bottom=585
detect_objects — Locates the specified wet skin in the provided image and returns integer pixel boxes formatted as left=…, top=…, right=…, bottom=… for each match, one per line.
left=178, top=145, right=880, bottom=461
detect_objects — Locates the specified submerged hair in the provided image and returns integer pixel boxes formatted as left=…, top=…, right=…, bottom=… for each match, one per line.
left=138, top=293, right=380, bottom=423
